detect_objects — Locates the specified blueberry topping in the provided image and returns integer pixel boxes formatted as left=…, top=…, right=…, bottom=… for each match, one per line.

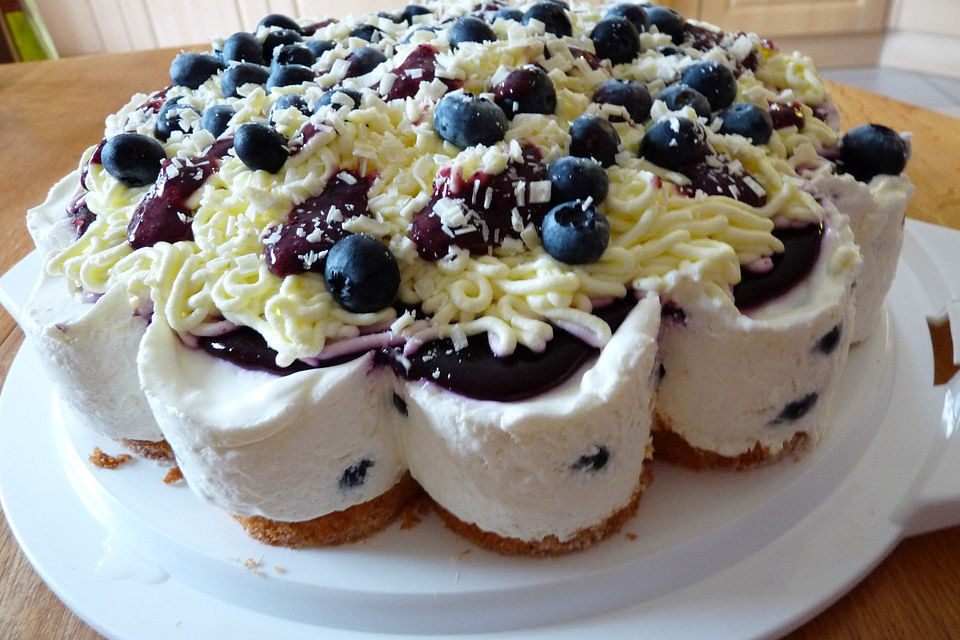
left=815, top=325, right=842, bottom=355
left=769, top=102, right=805, bottom=130
left=220, top=62, right=270, bottom=98
left=548, top=156, right=609, bottom=204
left=592, top=78, right=652, bottom=123
left=344, top=46, right=387, bottom=77
left=734, top=224, right=823, bottom=310
left=169, top=52, right=222, bottom=89
left=569, top=113, right=620, bottom=167
left=840, top=123, right=908, bottom=183
left=403, top=25, right=439, bottom=44
left=266, top=63, right=315, bottom=91
left=772, top=393, right=818, bottom=424
left=155, top=98, right=199, bottom=142
left=645, top=6, right=685, bottom=44
left=433, top=92, right=507, bottom=148
left=101, top=133, right=165, bottom=188
left=269, top=93, right=310, bottom=121
left=656, top=44, right=682, bottom=56
left=257, top=13, right=302, bottom=34
left=493, top=7, right=524, bottom=22
left=541, top=200, right=610, bottom=264
left=449, top=15, right=497, bottom=49
left=339, top=459, right=374, bottom=489
left=392, top=392, right=409, bottom=416
left=523, top=2, right=572, bottom=37
left=591, top=17, right=641, bottom=65
left=400, top=4, right=432, bottom=24
left=261, top=28, right=303, bottom=61
left=606, top=3, right=649, bottom=32
left=639, top=116, right=708, bottom=170
left=305, top=39, right=335, bottom=58
left=570, top=445, right=609, bottom=472
left=681, top=61, right=737, bottom=111
left=350, top=24, right=386, bottom=43
left=201, top=104, right=236, bottom=138
left=234, top=123, right=288, bottom=173
left=271, top=43, right=315, bottom=69
left=493, top=65, right=557, bottom=117
left=719, top=102, right=774, bottom=144
left=314, top=87, right=363, bottom=114
left=222, top=31, right=265, bottom=65
left=323, top=234, right=401, bottom=313
left=658, top=83, right=711, bottom=117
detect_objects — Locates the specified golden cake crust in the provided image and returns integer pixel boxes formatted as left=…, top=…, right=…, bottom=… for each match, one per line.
left=120, top=438, right=175, bottom=461
left=433, top=468, right=652, bottom=556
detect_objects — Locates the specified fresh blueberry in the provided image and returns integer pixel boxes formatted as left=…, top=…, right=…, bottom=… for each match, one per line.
left=645, top=6, right=685, bottom=44
left=840, top=123, right=908, bottom=183
left=591, top=17, right=640, bottom=65
left=261, top=28, right=303, bottom=61
left=433, top=92, right=507, bottom=148
left=493, top=6, right=524, bottom=22
left=155, top=98, right=199, bottom=142
left=101, top=133, right=166, bottom=188
left=548, top=156, right=609, bottom=204
left=449, top=16, right=497, bottom=49
left=201, top=104, right=235, bottom=138
left=605, top=3, right=649, bottom=33
left=639, top=116, right=708, bottom=170
left=324, top=234, right=401, bottom=313
left=523, top=2, right=572, bottom=37
left=220, top=62, right=270, bottom=98
left=257, top=13, right=301, bottom=34
left=540, top=200, right=610, bottom=264
left=266, top=63, right=315, bottom=91
left=492, top=65, right=556, bottom=117
left=403, top=25, right=439, bottom=44
left=305, top=39, right=335, bottom=58
left=656, top=44, right=682, bottom=56
left=592, top=78, right=652, bottom=122
left=234, top=123, right=288, bottom=173
left=314, top=87, right=363, bottom=113
left=658, top=83, right=711, bottom=117
left=271, top=43, right=315, bottom=69
left=400, top=4, right=432, bottom=24
left=350, top=24, right=386, bottom=43
left=269, top=93, right=310, bottom=121
left=681, top=60, right=737, bottom=111
left=542, top=0, right=570, bottom=7
left=569, top=114, right=620, bottom=167
left=719, top=102, right=774, bottom=144
left=344, top=46, right=387, bottom=77
left=222, top=32, right=264, bottom=65
left=169, top=52, right=222, bottom=89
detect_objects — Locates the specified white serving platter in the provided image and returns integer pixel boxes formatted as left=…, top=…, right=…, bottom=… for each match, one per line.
left=1, top=218, right=959, bottom=640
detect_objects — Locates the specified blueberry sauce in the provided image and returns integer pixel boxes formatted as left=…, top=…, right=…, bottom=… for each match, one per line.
left=678, top=158, right=768, bottom=208
left=684, top=24, right=723, bottom=52
left=769, top=102, right=805, bottom=130
left=390, top=295, right=637, bottom=401
left=136, top=86, right=173, bottom=115
left=409, top=145, right=549, bottom=260
left=384, top=44, right=461, bottom=101
left=197, top=326, right=361, bottom=374
left=733, top=223, right=823, bottom=311
left=263, top=171, right=374, bottom=276
left=127, top=138, right=234, bottom=250
left=80, top=139, right=106, bottom=191
left=66, top=192, right=96, bottom=237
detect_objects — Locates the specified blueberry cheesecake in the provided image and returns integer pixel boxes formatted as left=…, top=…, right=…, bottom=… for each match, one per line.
left=22, top=0, right=911, bottom=552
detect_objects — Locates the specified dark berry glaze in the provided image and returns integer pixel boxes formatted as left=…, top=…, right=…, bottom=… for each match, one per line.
left=567, top=46, right=601, bottom=71
left=409, top=145, right=549, bottom=260
left=678, top=158, right=768, bottom=208
left=734, top=223, right=823, bottom=311
left=67, top=192, right=96, bottom=237
left=127, top=138, right=234, bottom=250
left=390, top=295, right=637, bottom=401
left=264, top=171, right=374, bottom=276
left=80, top=139, right=107, bottom=191
left=385, top=44, right=461, bottom=101
left=770, top=102, right=805, bottom=130
left=137, top=86, right=173, bottom=115
left=684, top=24, right=723, bottom=52
left=197, top=326, right=361, bottom=375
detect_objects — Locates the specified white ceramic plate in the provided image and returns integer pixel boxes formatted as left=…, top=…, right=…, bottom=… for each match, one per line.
left=2, top=219, right=959, bottom=640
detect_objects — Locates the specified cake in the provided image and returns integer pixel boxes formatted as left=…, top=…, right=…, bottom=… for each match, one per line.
left=18, top=0, right=912, bottom=554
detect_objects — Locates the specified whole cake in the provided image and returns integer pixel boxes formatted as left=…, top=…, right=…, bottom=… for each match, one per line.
left=21, top=0, right=912, bottom=554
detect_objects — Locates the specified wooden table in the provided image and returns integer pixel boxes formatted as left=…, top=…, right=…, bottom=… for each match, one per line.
left=1, top=47, right=959, bottom=640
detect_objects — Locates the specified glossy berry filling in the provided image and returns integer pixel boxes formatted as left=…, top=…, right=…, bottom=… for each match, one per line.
left=733, top=223, right=823, bottom=311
